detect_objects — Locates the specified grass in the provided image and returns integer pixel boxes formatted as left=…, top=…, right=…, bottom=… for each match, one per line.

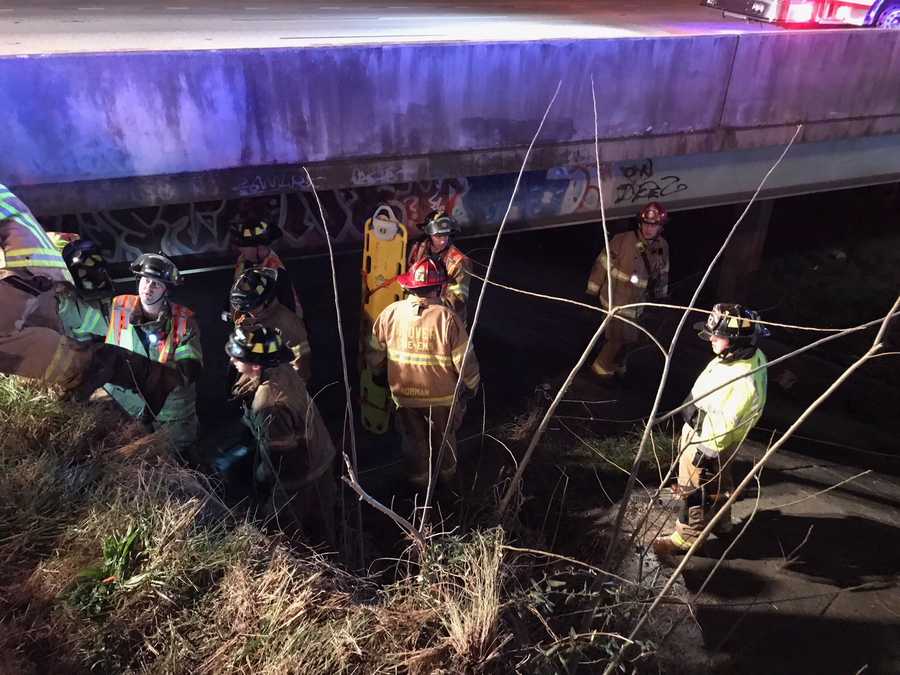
left=0, top=375, right=681, bottom=674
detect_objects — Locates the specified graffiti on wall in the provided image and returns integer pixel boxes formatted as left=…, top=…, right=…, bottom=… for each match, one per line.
left=38, top=157, right=688, bottom=265
left=613, top=159, right=689, bottom=205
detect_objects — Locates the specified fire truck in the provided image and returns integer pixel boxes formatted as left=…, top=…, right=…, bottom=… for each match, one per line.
left=701, top=0, right=900, bottom=27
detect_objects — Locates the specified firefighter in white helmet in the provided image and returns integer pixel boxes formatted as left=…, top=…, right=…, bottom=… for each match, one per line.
left=653, top=303, right=769, bottom=556
left=104, top=252, right=203, bottom=455
left=585, top=202, right=670, bottom=380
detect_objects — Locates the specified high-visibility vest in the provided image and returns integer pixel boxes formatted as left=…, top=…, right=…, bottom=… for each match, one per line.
left=0, top=184, right=72, bottom=283
left=106, top=295, right=194, bottom=364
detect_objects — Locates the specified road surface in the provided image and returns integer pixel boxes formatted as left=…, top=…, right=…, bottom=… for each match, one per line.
left=0, top=0, right=777, bottom=56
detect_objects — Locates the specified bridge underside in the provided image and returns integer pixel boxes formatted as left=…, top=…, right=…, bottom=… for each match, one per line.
left=5, top=27, right=900, bottom=262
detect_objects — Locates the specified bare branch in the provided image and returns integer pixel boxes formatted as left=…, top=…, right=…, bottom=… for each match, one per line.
left=422, top=80, right=564, bottom=527
left=340, top=451, right=426, bottom=551
left=302, top=166, right=364, bottom=565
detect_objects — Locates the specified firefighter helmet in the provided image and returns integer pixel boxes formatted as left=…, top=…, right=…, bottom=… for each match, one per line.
left=422, top=210, right=460, bottom=237
left=696, top=303, right=769, bottom=348
left=231, top=216, right=282, bottom=246
left=225, top=324, right=292, bottom=367
left=130, top=252, right=182, bottom=286
left=230, top=266, right=278, bottom=313
left=397, top=256, right=448, bottom=290
left=639, top=202, right=668, bottom=226
left=62, top=239, right=114, bottom=295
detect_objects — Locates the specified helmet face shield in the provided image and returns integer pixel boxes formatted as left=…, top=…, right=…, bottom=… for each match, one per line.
left=422, top=210, right=460, bottom=237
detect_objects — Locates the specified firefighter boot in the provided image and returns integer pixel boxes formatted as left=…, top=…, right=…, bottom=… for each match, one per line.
left=68, top=343, right=181, bottom=416
left=652, top=532, right=692, bottom=557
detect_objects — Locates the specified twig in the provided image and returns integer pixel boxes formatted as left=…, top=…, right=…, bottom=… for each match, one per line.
left=340, top=451, right=426, bottom=551
left=302, top=166, right=364, bottom=566
left=422, top=80, right=564, bottom=528
left=601, top=295, right=900, bottom=675
left=500, top=545, right=636, bottom=586
left=768, top=469, right=872, bottom=510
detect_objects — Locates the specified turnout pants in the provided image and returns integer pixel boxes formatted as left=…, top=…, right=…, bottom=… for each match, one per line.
left=591, top=310, right=641, bottom=377
left=674, top=423, right=735, bottom=546
left=0, top=274, right=92, bottom=387
left=396, top=400, right=466, bottom=487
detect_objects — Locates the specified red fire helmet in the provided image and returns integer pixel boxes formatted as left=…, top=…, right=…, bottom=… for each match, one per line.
left=397, top=257, right=448, bottom=290
left=639, top=202, right=668, bottom=226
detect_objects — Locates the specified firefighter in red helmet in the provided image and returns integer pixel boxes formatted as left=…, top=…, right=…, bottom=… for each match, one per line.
left=585, top=202, right=670, bottom=381
left=367, top=257, right=480, bottom=489
left=408, top=210, right=472, bottom=324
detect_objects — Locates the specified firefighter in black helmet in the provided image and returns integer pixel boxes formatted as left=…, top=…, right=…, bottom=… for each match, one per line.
left=227, top=324, right=336, bottom=545
left=55, top=237, right=114, bottom=342
left=653, top=303, right=769, bottom=557
left=228, top=266, right=312, bottom=380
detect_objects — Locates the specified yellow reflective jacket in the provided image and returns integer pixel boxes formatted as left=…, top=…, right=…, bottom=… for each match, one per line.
left=0, top=184, right=73, bottom=284
left=368, top=295, right=480, bottom=408
left=688, top=349, right=768, bottom=454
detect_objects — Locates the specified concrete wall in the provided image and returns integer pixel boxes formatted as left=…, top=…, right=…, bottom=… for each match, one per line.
left=37, top=134, right=900, bottom=266
left=5, top=29, right=900, bottom=213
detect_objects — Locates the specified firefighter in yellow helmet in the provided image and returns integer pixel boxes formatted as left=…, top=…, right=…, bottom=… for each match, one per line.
left=586, top=202, right=670, bottom=380
left=228, top=266, right=312, bottom=381
left=104, top=252, right=203, bottom=455
left=408, top=210, right=472, bottom=324
left=226, top=324, right=336, bottom=546
left=367, top=257, right=480, bottom=489
left=653, top=303, right=769, bottom=556
left=0, top=183, right=179, bottom=412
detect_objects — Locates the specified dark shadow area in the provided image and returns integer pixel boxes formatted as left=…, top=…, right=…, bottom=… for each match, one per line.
left=697, top=606, right=900, bottom=675
left=701, top=512, right=900, bottom=587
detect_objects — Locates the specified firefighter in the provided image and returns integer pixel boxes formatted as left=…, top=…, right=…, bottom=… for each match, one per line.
left=0, top=183, right=179, bottom=411
left=230, top=214, right=302, bottom=316
left=226, top=324, right=336, bottom=546
left=104, top=252, right=203, bottom=454
left=408, top=210, right=472, bottom=323
left=56, top=237, right=114, bottom=342
left=228, top=266, right=312, bottom=380
left=585, top=202, right=670, bottom=380
left=653, top=303, right=769, bottom=556
left=368, top=257, right=480, bottom=488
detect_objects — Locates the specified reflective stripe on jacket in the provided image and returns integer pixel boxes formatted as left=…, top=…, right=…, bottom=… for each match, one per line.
left=688, top=349, right=768, bottom=454
left=0, top=184, right=73, bottom=283
left=408, top=241, right=472, bottom=319
left=586, top=230, right=669, bottom=318
left=57, top=292, right=110, bottom=342
left=368, top=295, right=479, bottom=408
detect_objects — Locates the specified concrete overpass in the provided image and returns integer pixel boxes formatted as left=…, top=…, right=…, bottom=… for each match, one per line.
left=3, top=1, right=900, bottom=265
